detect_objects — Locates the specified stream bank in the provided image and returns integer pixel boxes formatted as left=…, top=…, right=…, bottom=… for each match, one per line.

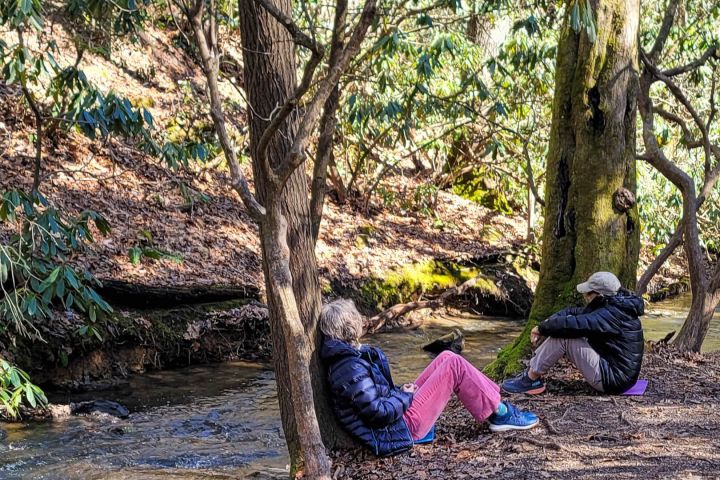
left=1, top=299, right=271, bottom=391
left=1, top=253, right=535, bottom=391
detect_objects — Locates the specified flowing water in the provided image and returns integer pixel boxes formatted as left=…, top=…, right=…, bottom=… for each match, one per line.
left=1, top=295, right=717, bottom=479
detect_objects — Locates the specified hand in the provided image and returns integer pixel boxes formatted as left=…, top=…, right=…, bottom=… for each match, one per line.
left=530, top=327, right=541, bottom=347
left=402, top=383, right=418, bottom=394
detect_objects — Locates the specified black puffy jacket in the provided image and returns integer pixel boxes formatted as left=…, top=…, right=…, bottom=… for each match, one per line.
left=320, top=337, right=414, bottom=456
left=538, top=291, right=645, bottom=394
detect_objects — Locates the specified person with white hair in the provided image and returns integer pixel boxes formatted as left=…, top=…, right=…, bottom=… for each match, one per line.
left=502, top=271, right=645, bottom=395
left=319, top=298, right=538, bottom=457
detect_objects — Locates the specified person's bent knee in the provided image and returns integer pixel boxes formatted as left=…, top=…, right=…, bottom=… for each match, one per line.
left=436, top=350, right=458, bottom=361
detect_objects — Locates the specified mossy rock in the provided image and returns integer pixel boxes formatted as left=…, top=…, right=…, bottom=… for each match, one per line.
left=452, top=168, right=513, bottom=215
left=648, top=279, right=691, bottom=302
left=361, top=260, right=481, bottom=310
left=359, top=258, right=533, bottom=319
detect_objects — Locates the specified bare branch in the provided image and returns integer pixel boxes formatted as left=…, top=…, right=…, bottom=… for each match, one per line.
left=310, top=0, right=348, bottom=243
left=637, top=225, right=683, bottom=295
left=637, top=151, right=720, bottom=294
left=647, top=0, right=679, bottom=63
left=252, top=0, right=324, bottom=56
left=185, top=0, right=265, bottom=220
left=639, top=57, right=708, bottom=295
left=275, top=0, right=378, bottom=185
left=522, top=140, right=545, bottom=207
left=642, top=54, right=713, bottom=176
left=663, top=46, right=718, bottom=77
left=254, top=39, right=324, bottom=187
left=17, top=30, right=43, bottom=192
left=654, top=106, right=693, bottom=141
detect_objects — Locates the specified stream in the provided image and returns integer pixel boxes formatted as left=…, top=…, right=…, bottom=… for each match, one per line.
left=1, top=295, right=717, bottom=479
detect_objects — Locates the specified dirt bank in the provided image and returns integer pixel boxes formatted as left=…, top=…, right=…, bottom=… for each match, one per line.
left=2, top=300, right=271, bottom=391
left=332, top=346, right=720, bottom=479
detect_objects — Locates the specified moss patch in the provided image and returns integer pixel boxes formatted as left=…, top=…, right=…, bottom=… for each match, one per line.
left=361, top=260, right=486, bottom=310
left=452, top=168, right=513, bottom=215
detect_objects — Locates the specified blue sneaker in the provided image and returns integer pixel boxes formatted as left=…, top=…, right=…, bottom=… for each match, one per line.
left=501, top=370, right=546, bottom=395
left=488, top=401, right=539, bottom=432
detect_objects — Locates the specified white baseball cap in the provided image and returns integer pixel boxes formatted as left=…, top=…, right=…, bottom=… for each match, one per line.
left=576, top=271, right=621, bottom=296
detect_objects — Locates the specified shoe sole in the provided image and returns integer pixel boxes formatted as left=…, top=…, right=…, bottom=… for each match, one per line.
left=489, top=419, right=540, bottom=433
left=501, top=385, right=546, bottom=395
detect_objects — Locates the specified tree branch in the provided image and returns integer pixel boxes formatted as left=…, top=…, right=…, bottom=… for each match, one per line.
left=647, top=0, right=678, bottom=63
left=310, top=0, right=347, bottom=243
left=663, top=46, right=718, bottom=77
left=17, top=30, right=43, bottom=192
left=185, top=0, right=265, bottom=220
left=252, top=0, right=327, bottom=187
left=636, top=225, right=683, bottom=295
left=642, top=54, right=714, bottom=177
left=654, top=106, right=693, bottom=141
left=252, top=0, right=323, bottom=55
left=639, top=57, right=708, bottom=296
left=275, top=0, right=378, bottom=186
left=522, top=140, right=545, bottom=207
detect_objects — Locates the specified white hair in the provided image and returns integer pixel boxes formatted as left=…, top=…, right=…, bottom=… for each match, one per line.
left=320, top=299, right=364, bottom=343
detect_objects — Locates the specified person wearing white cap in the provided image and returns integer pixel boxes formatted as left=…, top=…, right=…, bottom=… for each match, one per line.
left=502, top=271, right=645, bottom=395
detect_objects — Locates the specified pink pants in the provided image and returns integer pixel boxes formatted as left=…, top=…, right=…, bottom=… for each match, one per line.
left=402, top=350, right=502, bottom=440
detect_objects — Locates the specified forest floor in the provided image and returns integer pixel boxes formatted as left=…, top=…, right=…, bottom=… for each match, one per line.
left=332, top=346, right=720, bottom=479
left=0, top=23, right=526, bottom=295
left=0, top=21, right=685, bottom=299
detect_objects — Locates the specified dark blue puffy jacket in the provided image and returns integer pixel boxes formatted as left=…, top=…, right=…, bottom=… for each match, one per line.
left=320, top=337, right=414, bottom=456
left=538, top=290, right=645, bottom=394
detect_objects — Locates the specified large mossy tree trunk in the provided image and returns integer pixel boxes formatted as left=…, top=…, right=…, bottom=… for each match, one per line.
left=238, top=0, right=351, bottom=473
left=486, top=0, right=641, bottom=378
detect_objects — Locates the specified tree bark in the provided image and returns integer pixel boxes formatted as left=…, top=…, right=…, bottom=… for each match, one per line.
left=238, top=1, right=352, bottom=472
left=673, top=290, right=720, bottom=352
left=486, top=0, right=641, bottom=377
left=260, top=206, right=331, bottom=478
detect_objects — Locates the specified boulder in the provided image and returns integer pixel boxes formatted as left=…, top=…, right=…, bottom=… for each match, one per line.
left=423, top=329, right=465, bottom=355
left=70, top=400, right=130, bottom=419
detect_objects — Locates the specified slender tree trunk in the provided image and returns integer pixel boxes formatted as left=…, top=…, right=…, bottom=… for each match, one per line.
left=260, top=206, right=331, bottom=478
left=674, top=290, right=720, bottom=352
left=238, top=1, right=352, bottom=471
left=527, top=186, right=536, bottom=242
left=486, top=0, right=641, bottom=377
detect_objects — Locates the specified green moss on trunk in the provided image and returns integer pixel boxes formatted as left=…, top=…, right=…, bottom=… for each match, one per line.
left=486, top=0, right=640, bottom=378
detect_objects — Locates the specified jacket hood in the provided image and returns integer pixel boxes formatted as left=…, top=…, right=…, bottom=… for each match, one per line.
left=607, top=293, right=645, bottom=317
left=320, top=336, right=361, bottom=361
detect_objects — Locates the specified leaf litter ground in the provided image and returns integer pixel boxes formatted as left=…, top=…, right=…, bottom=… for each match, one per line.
left=332, top=346, right=720, bottom=479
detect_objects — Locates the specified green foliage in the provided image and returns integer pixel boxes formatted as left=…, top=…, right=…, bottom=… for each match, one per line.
left=0, top=358, right=47, bottom=418
left=0, top=190, right=112, bottom=338
left=127, top=229, right=183, bottom=266
left=568, top=0, right=597, bottom=43
left=327, top=0, right=558, bottom=221
left=65, top=0, right=150, bottom=40
left=0, top=0, right=212, bottom=172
